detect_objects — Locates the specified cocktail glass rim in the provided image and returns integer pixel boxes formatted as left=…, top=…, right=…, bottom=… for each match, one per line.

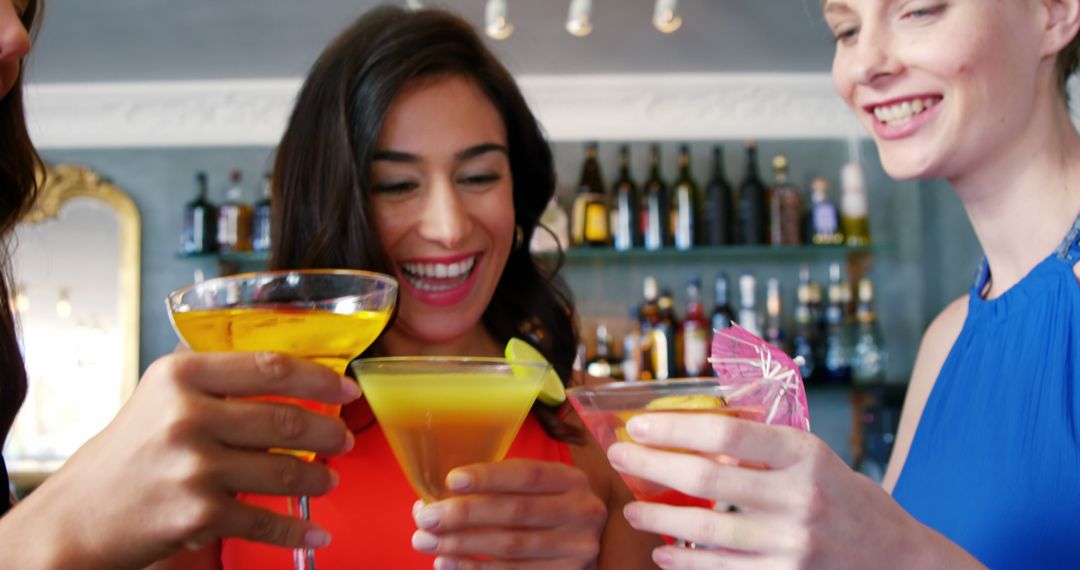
left=166, top=267, right=399, bottom=310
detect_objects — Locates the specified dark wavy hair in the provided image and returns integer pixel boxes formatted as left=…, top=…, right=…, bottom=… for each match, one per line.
left=1, top=0, right=43, bottom=458
left=270, top=5, right=580, bottom=442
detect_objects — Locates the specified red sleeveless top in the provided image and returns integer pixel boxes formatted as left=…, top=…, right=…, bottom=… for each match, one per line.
left=221, top=411, right=574, bottom=568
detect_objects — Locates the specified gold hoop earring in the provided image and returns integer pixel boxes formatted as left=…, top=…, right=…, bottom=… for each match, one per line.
left=513, top=224, right=525, bottom=250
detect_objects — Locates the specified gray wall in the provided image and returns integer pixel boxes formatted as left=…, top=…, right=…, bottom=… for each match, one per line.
left=38, top=141, right=983, bottom=463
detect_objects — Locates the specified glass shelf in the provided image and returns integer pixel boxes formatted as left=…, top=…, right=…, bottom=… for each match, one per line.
left=178, top=244, right=886, bottom=266
left=176, top=251, right=270, bottom=264
left=540, top=244, right=880, bottom=264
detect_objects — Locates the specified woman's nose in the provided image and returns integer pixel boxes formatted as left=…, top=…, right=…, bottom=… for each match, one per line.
left=0, top=3, right=30, bottom=64
left=846, top=28, right=901, bottom=86
left=417, top=180, right=472, bottom=248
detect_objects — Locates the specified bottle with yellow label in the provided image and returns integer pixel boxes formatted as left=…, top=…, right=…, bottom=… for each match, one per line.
left=570, top=142, right=611, bottom=247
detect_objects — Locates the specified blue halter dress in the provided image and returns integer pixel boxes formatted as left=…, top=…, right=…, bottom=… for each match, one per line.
left=892, top=213, right=1080, bottom=568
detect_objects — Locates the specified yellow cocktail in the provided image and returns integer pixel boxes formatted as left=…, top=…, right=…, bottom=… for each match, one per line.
left=171, top=307, right=390, bottom=419
left=351, top=357, right=549, bottom=502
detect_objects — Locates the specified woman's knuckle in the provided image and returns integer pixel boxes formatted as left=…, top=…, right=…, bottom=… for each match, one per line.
left=247, top=509, right=288, bottom=545
left=692, top=464, right=723, bottom=496
left=271, top=404, right=307, bottom=440
left=498, top=531, right=531, bottom=556
left=254, top=352, right=291, bottom=389
left=507, top=496, right=532, bottom=520
left=276, top=457, right=303, bottom=493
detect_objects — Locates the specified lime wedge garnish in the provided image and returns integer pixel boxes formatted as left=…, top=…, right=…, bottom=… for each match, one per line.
left=505, top=337, right=565, bottom=405
left=645, top=395, right=725, bottom=411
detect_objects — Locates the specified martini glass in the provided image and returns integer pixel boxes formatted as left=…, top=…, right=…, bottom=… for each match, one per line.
left=166, top=269, right=397, bottom=570
left=349, top=357, right=549, bottom=503
left=567, top=379, right=768, bottom=547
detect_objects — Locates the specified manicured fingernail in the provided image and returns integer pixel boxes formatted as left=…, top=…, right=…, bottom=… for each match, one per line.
left=622, top=503, right=641, bottom=525
left=607, top=444, right=627, bottom=470
left=653, top=548, right=674, bottom=568
left=434, top=557, right=458, bottom=570
left=327, top=469, right=340, bottom=490
left=412, top=500, right=425, bottom=518
left=340, top=378, right=361, bottom=401
left=342, top=430, right=355, bottom=453
left=412, top=530, right=439, bottom=552
left=304, top=528, right=331, bottom=548
left=446, top=470, right=472, bottom=492
left=414, top=505, right=442, bottom=530
left=626, top=416, right=651, bottom=439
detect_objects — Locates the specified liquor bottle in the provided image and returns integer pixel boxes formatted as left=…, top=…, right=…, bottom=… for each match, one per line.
left=808, top=177, right=844, bottom=245
left=622, top=306, right=644, bottom=382
left=852, top=278, right=888, bottom=385
left=768, top=155, right=802, bottom=246
left=611, top=145, right=641, bottom=251
left=570, top=142, right=610, bottom=247
left=586, top=323, right=617, bottom=379
left=181, top=171, right=217, bottom=255
left=764, top=278, right=787, bottom=353
left=737, top=273, right=762, bottom=338
left=669, top=145, right=699, bottom=250
left=840, top=162, right=871, bottom=246
left=641, top=145, right=668, bottom=251
left=638, top=277, right=661, bottom=381
left=252, top=172, right=273, bottom=252
left=531, top=196, right=571, bottom=253
left=822, top=262, right=852, bottom=384
left=702, top=145, right=734, bottom=246
left=217, top=169, right=253, bottom=253
left=652, top=287, right=679, bottom=379
left=736, top=140, right=768, bottom=245
left=710, top=273, right=736, bottom=333
left=791, top=265, right=819, bottom=383
left=680, top=277, right=710, bottom=377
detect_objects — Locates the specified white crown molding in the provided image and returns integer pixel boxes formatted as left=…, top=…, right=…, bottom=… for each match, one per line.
left=24, top=73, right=866, bottom=149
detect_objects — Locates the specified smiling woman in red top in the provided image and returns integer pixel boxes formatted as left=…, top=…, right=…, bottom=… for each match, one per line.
left=157, top=6, right=661, bottom=570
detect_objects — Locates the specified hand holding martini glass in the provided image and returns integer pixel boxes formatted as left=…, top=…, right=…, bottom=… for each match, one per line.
left=167, top=269, right=397, bottom=569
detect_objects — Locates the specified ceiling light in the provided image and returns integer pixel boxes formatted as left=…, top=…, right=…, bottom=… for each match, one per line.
left=405, top=0, right=423, bottom=11
left=485, top=0, right=514, bottom=40
left=56, top=288, right=72, bottom=319
left=566, top=0, right=593, bottom=37
left=653, top=0, right=682, bottom=33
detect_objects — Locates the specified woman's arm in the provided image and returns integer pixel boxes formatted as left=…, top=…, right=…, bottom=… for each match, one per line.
left=0, top=352, right=355, bottom=570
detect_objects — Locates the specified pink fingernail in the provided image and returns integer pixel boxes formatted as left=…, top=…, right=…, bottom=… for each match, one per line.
left=607, top=444, right=627, bottom=469
left=304, top=528, right=331, bottom=548
left=412, top=530, right=438, bottom=552
left=446, top=470, right=471, bottom=492
left=622, top=503, right=641, bottom=525
left=653, top=548, right=674, bottom=568
left=327, top=469, right=340, bottom=490
left=626, top=416, right=650, bottom=439
left=414, top=505, right=441, bottom=530
left=342, top=430, right=355, bottom=453
left=434, top=557, right=458, bottom=570
left=340, top=378, right=361, bottom=401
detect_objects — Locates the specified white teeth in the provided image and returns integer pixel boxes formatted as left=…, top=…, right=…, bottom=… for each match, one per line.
left=400, top=256, right=478, bottom=290
left=872, top=97, right=940, bottom=126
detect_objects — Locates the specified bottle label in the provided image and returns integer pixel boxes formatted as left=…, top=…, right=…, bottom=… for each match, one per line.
left=584, top=203, right=609, bottom=242
left=683, top=328, right=708, bottom=376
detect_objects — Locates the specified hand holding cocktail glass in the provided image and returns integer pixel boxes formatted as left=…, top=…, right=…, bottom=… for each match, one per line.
left=167, top=269, right=397, bottom=569
left=351, top=356, right=607, bottom=567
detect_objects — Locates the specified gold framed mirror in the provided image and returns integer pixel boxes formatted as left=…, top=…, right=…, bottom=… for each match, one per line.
left=6, top=164, right=141, bottom=489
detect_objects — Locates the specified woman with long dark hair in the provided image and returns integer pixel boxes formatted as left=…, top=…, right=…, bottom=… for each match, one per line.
left=0, top=1, right=361, bottom=566
left=173, top=6, right=661, bottom=569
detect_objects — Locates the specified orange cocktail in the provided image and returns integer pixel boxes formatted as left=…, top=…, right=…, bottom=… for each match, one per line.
left=351, top=357, right=549, bottom=503
left=576, top=402, right=765, bottom=510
